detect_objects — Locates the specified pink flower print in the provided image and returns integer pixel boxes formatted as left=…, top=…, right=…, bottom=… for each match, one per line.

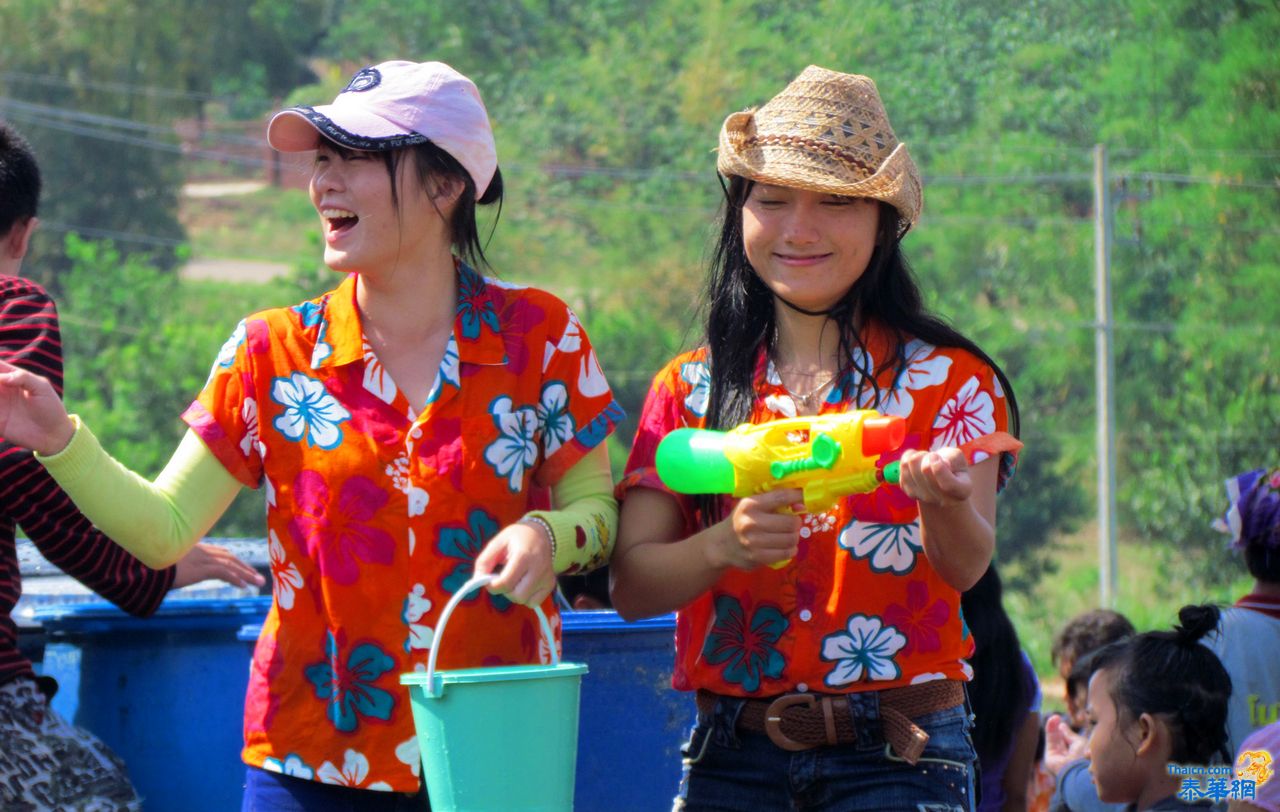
left=883, top=580, right=950, bottom=656
left=288, top=470, right=395, bottom=585
left=932, top=376, right=996, bottom=449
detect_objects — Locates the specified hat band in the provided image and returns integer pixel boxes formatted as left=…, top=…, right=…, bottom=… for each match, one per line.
left=296, top=107, right=432, bottom=152
left=743, top=134, right=879, bottom=177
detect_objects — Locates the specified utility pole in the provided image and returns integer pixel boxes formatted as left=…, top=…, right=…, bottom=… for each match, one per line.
left=1094, top=144, right=1118, bottom=608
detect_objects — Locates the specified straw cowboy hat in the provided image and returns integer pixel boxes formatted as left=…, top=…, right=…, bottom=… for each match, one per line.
left=717, top=65, right=922, bottom=235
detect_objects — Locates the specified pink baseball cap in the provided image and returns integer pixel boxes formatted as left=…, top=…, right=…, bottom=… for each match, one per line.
left=267, top=60, right=498, bottom=196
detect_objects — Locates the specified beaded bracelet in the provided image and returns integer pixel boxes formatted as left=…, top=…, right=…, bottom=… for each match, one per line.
left=520, top=514, right=557, bottom=565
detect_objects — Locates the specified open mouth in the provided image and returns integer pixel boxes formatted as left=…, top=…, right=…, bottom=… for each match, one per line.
left=321, top=208, right=359, bottom=235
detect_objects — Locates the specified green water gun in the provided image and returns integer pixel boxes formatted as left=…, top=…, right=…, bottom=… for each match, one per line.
left=655, top=409, right=906, bottom=515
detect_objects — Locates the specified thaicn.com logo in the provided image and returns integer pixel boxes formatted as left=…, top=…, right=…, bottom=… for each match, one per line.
left=1165, top=750, right=1273, bottom=804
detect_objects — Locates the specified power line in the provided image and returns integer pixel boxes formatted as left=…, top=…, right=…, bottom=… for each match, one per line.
left=41, top=220, right=186, bottom=248
left=0, top=70, right=228, bottom=103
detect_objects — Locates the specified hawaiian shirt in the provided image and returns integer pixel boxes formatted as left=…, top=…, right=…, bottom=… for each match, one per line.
left=618, top=326, right=1020, bottom=697
left=184, top=264, right=622, bottom=792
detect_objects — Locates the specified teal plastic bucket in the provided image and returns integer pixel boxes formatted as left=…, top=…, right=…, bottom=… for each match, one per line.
left=400, top=574, right=587, bottom=812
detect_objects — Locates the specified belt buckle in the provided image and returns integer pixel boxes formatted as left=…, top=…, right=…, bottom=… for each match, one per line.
left=764, top=694, right=818, bottom=752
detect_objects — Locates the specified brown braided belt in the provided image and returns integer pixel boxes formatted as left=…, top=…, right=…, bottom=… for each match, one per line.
left=695, top=680, right=964, bottom=766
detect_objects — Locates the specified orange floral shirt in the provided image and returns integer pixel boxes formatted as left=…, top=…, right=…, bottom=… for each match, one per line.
left=618, top=326, right=1019, bottom=697
left=184, top=265, right=622, bottom=792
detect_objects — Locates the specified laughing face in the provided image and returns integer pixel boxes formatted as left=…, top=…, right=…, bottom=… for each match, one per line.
left=308, top=142, right=443, bottom=277
left=741, top=184, right=881, bottom=314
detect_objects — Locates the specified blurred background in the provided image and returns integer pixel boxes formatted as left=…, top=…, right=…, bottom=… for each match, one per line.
left=2, top=0, right=1277, bottom=697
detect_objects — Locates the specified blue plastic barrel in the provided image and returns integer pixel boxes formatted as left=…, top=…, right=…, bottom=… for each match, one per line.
left=36, top=597, right=269, bottom=812
left=561, top=611, right=692, bottom=812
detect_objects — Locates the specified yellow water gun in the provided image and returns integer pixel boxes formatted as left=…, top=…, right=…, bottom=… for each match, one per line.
left=655, top=409, right=906, bottom=515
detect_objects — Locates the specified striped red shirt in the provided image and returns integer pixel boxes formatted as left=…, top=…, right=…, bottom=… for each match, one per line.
left=0, top=274, right=174, bottom=686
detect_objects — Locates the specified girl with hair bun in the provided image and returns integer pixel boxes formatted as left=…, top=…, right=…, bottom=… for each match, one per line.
left=1084, top=605, right=1232, bottom=811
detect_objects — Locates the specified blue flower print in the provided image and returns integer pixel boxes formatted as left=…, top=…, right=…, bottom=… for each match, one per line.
left=483, top=396, right=539, bottom=492
left=536, top=382, right=576, bottom=456
left=270, top=372, right=352, bottom=449
left=425, top=334, right=460, bottom=404
left=702, top=595, right=789, bottom=692
left=820, top=614, right=906, bottom=687
left=576, top=401, right=625, bottom=449
left=827, top=347, right=877, bottom=407
left=292, top=301, right=324, bottom=329
left=680, top=361, right=710, bottom=417
left=837, top=518, right=922, bottom=574
left=456, top=265, right=499, bottom=340
left=304, top=631, right=396, bottom=733
left=437, top=507, right=511, bottom=611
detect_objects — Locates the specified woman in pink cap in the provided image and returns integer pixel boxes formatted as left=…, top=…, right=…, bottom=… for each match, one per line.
left=611, top=66, right=1021, bottom=809
left=0, top=60, right=623, bottom=810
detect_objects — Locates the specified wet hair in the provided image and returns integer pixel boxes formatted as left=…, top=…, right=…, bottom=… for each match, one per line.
left=1088, top=604, right=1232, bottom=764
left=695, top=175, right=1019, bottom=525
left=0, top=122, right=41, bottom=238
left=961, top=565, right=1033, bottom=766
left=321, top=136, right=503, bottom=269
left=1051, top=608, right=1135, bottom=670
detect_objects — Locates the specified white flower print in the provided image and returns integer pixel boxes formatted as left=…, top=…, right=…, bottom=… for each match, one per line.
left=268, top=530, right=304, bottom=611
left=960, top=660, right=974, bottom=680
left=402, top=584, right=435, bottom=652
left=240, top=398, right=260, bottom=458
left=538, top=612, right=563, bottom=665
left=395, top=737, right=422, bottom=778
left=362, top=341, right=398, bottom=405
left=317, top=749, right=392, bottom=790
left=821, top=614, right=907, bottom=686
left=800, top=511, right=837, bottom=539
left=577, top=349, right=609, bottom=398
left=878, top=341, right=951, bottom=418
left=483, top=396, right=539, bottom=491
left=265, top=475, right=277, bottom=509
left=215, top=320, right=247, bottom=369
left=270, top=372, right=351, bottom=449
left=932, top=376, right=996, bottom=450
left=408, top=528, right=416, bottom=557
left=680, top=361, right=710, bottom=417
left=838, top=519, right=922, bottom=574
left=425, top=334, right=460, bottom=404
left=764, top=393, right=798, bottom=418
left=310, top=340, right=332, bottom=368
left=536, top=382, right=576, bottom=456
left=385, top=455, right=429, bottom=517
left=262, top=753, right=314, bottom=780
left=910, top=672, right=947, bottom=685
left=544, top=312, right=583, bottom=372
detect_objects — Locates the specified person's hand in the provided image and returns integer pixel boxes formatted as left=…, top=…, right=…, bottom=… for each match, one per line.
left=475, top=521, right=555, bottom=607
left=896, top=447, right=973, bottom=506
left=1044, top=712, right=1088, bottom=776
left=707, top=488, right=803, bottom=571
left=0, top=360, right=76, bottom=455
left=172, top=543, right=266, bottom=590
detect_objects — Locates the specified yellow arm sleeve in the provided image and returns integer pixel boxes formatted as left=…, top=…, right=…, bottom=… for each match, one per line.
left=36, top=417, right=243, bottom=568
left=525, top=443, right=617, bottom=575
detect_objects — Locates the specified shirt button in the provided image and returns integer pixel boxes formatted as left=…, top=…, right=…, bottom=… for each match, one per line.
left=799, top=609, right=812, bottom=622
left=796, top=682, right=809, bottom=693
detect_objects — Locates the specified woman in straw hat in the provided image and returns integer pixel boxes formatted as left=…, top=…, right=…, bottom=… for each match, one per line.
left=0, top=60, right=623, bottom=810
left=611, top=66, right=1021, bottom=807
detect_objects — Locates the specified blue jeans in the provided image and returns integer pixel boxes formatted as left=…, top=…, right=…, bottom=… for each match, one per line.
left=674, top=691, right=977, bottom=812
left=241, top=765, right=430, bottom=811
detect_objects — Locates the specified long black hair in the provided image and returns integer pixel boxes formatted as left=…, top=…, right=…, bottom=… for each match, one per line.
left=696, top=175, right=1020, bottom=526
left=1088, top=604, right=1232, bottom=764
left=322, top=136, right=504, bottom=270
left=961, top=565, right=1032, bottom=766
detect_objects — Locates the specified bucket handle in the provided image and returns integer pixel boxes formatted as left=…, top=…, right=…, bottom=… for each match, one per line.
left=425, top=573, right=560, bottom=688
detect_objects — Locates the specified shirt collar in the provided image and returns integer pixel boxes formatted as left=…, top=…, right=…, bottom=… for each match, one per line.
left=312, top=262, right=506, bottom=370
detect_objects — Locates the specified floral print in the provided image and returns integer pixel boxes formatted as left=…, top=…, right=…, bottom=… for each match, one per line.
left=702, top=595, right=789, bottom=692
left=618, top=330, right=1019, bottom=696
left=304, top=631, right=396, bottom=733
left=837, top=519, right=922, bottom=574
left=821, top=614, right=907, bottom=686
left=187, top=265, right=620, bottom=792
left=270, top=372, right=351, bottom=449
